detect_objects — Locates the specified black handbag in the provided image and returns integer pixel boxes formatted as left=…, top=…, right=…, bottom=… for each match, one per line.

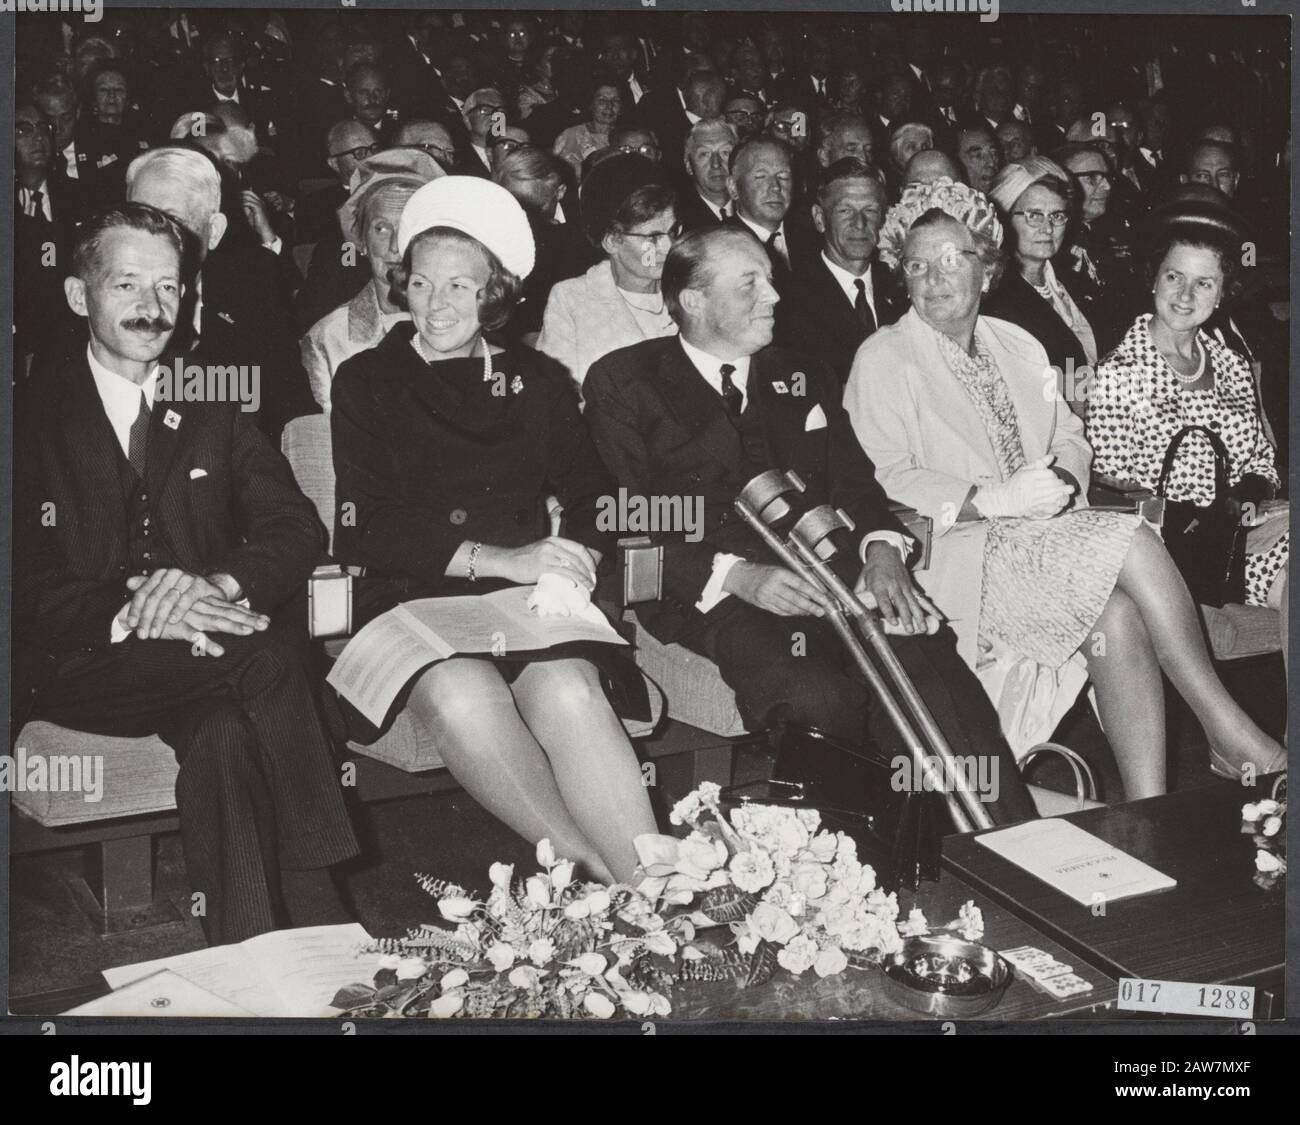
left=721, top=724, right=946, bottom=893
left=1155, top=425, right=1247, bottom=608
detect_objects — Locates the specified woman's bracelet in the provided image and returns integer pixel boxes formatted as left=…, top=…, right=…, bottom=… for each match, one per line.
left=468, top=541, right=484, bottom=582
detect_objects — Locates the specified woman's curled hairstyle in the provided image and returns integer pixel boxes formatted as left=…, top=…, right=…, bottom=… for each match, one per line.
left=389, top=226, right=523, bottom=333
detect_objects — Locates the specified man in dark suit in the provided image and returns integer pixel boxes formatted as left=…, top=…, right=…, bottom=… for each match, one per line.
left=583, top=227, right=1035, bottom=824
left=779, top=160, right=905, bottom=383
left=14, top=203, right=358, bottom=945
left=676, top=119, right=738, bottom=232
left=125, top=145, right=319, bottom=438
left=724, top=136, right=817, bottom=297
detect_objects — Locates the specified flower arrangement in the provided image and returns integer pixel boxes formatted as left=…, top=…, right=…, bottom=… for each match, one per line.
left=1241, top=775, right=1286, bottom=891
left=331, top=839, right=688, bottom=1019
left=334, top=784, right=988, bottom=1018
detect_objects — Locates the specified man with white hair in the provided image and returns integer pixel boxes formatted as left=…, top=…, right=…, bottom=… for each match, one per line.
left=461, top=87, right=506, bottom=173
left=126, top=145, right=318, bottom=435
left=676, top=118, right=738, bottom=231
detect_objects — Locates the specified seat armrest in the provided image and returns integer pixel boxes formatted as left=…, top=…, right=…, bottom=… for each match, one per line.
left=888, top=503, right=933, bottom=572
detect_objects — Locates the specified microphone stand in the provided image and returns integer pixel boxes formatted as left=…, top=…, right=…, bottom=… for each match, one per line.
left=735, top=470, right=994, bottom=834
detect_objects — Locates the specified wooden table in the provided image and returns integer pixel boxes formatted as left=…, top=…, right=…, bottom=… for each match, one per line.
left=671, top=871, right=1117, bottom=1022
left=943, top=782, right=1285, bottom=1018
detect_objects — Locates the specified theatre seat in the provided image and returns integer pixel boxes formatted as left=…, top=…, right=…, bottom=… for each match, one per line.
left=1202, top=603, right=1283, bottom=661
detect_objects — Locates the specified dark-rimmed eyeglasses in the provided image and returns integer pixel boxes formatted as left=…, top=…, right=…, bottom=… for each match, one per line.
left=330, top=142, right=382, bottom=161
left=16, top=119, right=56, bottom=139
left=620, top=224, right=683, bottom=250
left=615, top=143, right=660, bottom=159
left=409, top=142, right=456, bottom=164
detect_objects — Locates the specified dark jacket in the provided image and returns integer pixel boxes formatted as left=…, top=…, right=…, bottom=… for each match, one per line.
left=13, top=353, right=323, bottom=707
left=982, top=269, right=1094, bottom=390
left=583, top=335, right=906, bottom=643
left=779, top=254, right=907, bottom=383
left=330, top=326, right=614, bottom=600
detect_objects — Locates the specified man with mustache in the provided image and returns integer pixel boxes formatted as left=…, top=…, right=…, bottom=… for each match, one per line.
left=13, top=203, right=358, bottom=946
left=583, top=226, right=1035, bottom=825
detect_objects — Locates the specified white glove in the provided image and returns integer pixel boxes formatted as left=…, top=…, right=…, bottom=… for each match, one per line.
left=526, top=572, right=592, bottom=618
left=972, top=456, right=1073, bottom=520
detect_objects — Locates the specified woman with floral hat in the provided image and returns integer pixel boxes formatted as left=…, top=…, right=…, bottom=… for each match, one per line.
left=843, top=177, right=1283, bottom=797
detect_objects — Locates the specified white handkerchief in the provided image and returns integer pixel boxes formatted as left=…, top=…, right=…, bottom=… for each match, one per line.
left=526, top=572, right=592, bottom=618
left=189, top=468, right=208, bottom=480
left=804, top=404, right=828, bottom=431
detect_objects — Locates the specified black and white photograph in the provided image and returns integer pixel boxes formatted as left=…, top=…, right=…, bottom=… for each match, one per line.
left=1, top=1, right=1294, bottom=1062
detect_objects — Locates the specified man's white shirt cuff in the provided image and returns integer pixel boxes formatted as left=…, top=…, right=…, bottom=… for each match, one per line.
left=859, top=530, right=913, bottom=564
left=695, top=552, right=744, bottom=613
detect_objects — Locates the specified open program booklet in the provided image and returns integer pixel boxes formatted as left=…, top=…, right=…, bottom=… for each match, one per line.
left=326, top=584, right=628, bottom=727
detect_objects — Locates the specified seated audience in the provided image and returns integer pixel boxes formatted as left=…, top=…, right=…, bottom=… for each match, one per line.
left=553, top=75, right=623, bottom=175
left=844, top=179, right=1283, bottom=793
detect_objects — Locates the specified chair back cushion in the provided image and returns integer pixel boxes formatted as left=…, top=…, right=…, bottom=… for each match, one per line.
left=282, top=414, right=337, bottom=553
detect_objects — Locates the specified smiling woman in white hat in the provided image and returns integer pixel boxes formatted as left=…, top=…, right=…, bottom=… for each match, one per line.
left=328, top=176, right=657, bottom=884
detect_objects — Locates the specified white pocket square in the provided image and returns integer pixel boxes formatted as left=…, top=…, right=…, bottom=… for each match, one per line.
left=804, top=404, right=828, bottom=431
left=189, top=468, right=208, bottom=480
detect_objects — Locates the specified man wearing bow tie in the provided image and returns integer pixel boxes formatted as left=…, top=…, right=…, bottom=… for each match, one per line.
left=583, top=226, right=1034, bottom=823
left=14, top=204, right=358, bottom=946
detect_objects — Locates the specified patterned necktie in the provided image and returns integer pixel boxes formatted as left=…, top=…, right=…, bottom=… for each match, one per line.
left=27, top=189, right=44, bottom=219
left=718, top=363, right=743, bottom=419
left=853, top=278, right=876, bottom=335
left=127, top=391, right=151, bottom=479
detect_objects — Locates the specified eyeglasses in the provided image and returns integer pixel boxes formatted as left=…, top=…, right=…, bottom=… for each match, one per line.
left=330, top=142, right=382, bottom=161
left=489, top=137, right=525, bottom=154
left=899, top=248, right=979, bottom=278
left=621, top=224, right=683, bottom=250
left=410, top=142, right=455, bottom=164
left=1011, top=209, right=1069, bottom=228
left=472, top=104, right=505, bottom=116
left=615, top=143, right=660, bottom=159
left=1070, top=170, right=1112, bottom=185
left=725, top=109, right=762, bottom=122
left=16, top=119, right=56, bottom=139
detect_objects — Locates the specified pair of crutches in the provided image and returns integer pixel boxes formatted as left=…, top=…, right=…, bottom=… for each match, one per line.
left=735, top=470, right=994, bottom=834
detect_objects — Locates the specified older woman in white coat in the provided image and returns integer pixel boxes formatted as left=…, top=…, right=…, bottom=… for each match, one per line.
left=844, top=178, right=1282, bottom=798
left=537, top=153, right=679, bottom=393
left=300, top=149, right=443, bottom=409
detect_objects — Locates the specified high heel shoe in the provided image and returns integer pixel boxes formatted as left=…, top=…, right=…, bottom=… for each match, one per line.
left=1208, top=745, right=1288, bottom=781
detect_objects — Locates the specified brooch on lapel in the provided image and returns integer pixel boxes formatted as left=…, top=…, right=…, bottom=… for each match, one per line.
left=773, top=381, right=789, bottom=394
left=217, top=311, right=235, bottom=325
left=164, top=410, right=182, bottom=430
left=510, top=375, right=524, bottom=395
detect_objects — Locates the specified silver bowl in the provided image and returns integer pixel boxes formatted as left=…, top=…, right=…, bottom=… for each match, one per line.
left=881, top=936, right=1013, bottom=1018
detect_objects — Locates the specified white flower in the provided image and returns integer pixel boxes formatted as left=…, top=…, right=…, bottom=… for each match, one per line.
left=814, top=946, right=849, bottom=978
left=430, top=992, right=464, bottom=1018
left=805, top=832, right=838, bottom=863
left=437, top=896, right=476, bottom=921
left=958, top=901, right=985, bottom=941
left=643, top=931, right=677, bottom=957
left=571, top=952, right=606, bottom=976
left=395, top=957, right=427, bottom=981
left=647, top=992, right=672, bottom=1016
left=677, top=835, right=728, bottom=880
left=776, top=934, right=819, bottom=975
left=1257, top=800, right=1281, bottom=816
left=749, top=901, right=800, bottom=945
left=528, top=938, right=556, bottom=966
left=682, top=945, right=705, bottom=961
left=585, top=890, right=612, bottom=914
left=525, top=875, right=551, bottom=908
left=791, top=864, right=829, bottom=902
left=508, top=966, right=542, bottom=989
left=440, top=969, right=469, bottom=989
left=489, top=862, right=513, bottom=889
left=732, top=921, right=760, bottom=956
left=621, top=990, right=651, bottom=1015
left=377, top=954, right=402, bottom=972
left=536, top=839, right=556, bottom=868
left=485, top=943, right=515, bottom=972
left=551, top=860, right=575, bottom=891
left=901, top=908, right=930, bottom=936
left=1255, top=850, right=1282, bottom=873
left=1263, top=816, right=1283, bottom=838
left=730, top=849, right=776, bottom=893
left=1242, top=802, right=1261, bottom=823
left=584, top=992, right=616, bottom=1018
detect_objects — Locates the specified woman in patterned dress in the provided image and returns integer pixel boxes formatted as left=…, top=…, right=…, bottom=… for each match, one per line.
left=844, top=179, right=1283, bottom=798
left=1089, top=226, right=1289, bottom=671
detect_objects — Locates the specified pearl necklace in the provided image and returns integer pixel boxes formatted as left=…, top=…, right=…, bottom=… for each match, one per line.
left=1164, top=342, right=1207, bottom=386
left=413, top=331, right=494, bottom=383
